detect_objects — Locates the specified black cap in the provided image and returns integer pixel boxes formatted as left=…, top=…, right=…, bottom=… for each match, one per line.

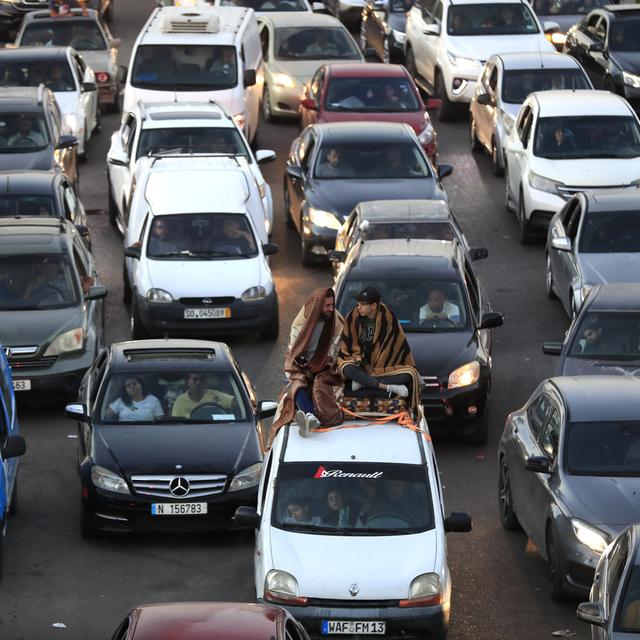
left=354, top=286, right=381, bottom=304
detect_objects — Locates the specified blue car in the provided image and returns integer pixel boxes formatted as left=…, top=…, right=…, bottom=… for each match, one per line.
left=0, top=345, right=26, bottom=577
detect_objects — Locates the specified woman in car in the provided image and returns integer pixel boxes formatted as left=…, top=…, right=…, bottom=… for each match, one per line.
left=104, top=377, right=164, bottom=422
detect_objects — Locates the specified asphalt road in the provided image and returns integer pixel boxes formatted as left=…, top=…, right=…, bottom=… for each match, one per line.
left=0, top=2, right=587, bottom=639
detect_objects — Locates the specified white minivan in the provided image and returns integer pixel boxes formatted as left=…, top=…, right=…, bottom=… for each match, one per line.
left=235, top=419, right=472, bottom=640
left=123, top=5, right=262, bottom=144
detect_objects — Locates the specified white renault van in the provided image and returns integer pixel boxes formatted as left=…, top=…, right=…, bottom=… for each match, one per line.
left=236, top=420, right=472, bottom=640
left=123, top=5, right=262, bottom=144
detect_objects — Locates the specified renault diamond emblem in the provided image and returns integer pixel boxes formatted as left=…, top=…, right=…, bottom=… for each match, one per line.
left=202, top=298, right=213, bottom=305
left=169, top=476, right=190, bottom=497
left=349, top=584, right=359, bottom=597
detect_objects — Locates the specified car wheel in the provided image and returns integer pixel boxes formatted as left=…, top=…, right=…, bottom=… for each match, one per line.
left=498, top=458, right=521, bottom=531
left=435, top=71, right=457, bottom=123
left=547, top=525, right=569, bottom=602
left=469, top=115, right=482, bottom=152
left=504, top=163, right=514, bottom=212
left=405, top=48, right=417, bottom=83
left=283, top=181, right=294, bottom=228
left=300, top=213, right=314, bottom=267
left=8, top=478, right=17, bottom=516
left=93, top=107, right=101, bottom=134
left=80, top=499, right=97, bottom=539
left=107, top=181, right=118, bottom=228
left=468, top=408, right=489, bottom=445
left=545, top=254, right=558, bottom=300
left=518, top=190, right=533, bottom=245
left=122, top=264, right=132, bottom=304
left=491, top=138, right=504, bottom=176
left=131, top=297, right=148, bottom=340
left=262, top=85, right=274, bottom=123
left=260, top=295, right=280, bottom=341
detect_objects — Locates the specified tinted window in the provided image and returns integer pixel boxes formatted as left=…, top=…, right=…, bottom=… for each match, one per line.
left=531, top=0, right=606, bottom=15
left=221, top=0, right=309, bottom=9
left=0, top=113, right=50, bottom=151
left=502, top=69, right=590, bottom=104
left=274, top=27, right=361, bottom=61
left=272, top=462, right=434, bottom=534
left=0, top=59, right=76, bottom=91
left=20, top=20, right=107, bottom=50
left=540, top=408, right=561, bottom=461
left=616, top=562, right=640, bottom=632
left=610, top=19, right=640, bottom=52
left=568, top=311, right=640, bottom=359
left=580, top=210, right=640, bottom=253
left=364, top=221, right=459, bottom=243
left=527, top=394, right=553, bottom=437
left=137, top=126, right=249, bottom=159
left=0, top=195, right=56, bottom=217
left=325, top=76, right=420, bottom=112
left=447, top=2, right=539, bottom=35
left=132, top=45, right=238, bottom=91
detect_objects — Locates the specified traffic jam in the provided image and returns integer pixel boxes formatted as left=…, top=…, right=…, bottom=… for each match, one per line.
left=0, top=0, right=640, bottom=637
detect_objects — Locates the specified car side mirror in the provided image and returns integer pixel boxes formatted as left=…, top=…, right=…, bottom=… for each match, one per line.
left=477, top=93, right=493, bottom=106
left=287, top=164, right=304, bottom=180
left=469, top=247, right=488, bottom=261
left=258, top=400, right=278, bottom=419
left=255, top=149, right=276, bottom=165
left=525, top=455, right=552, bottom=474
left=444, top=512, right=472, bottom=532
left=423, top=23, right=440, bottom=35
left=589, top=42, right=604, bottom=53
left=124, top=245, right=141, bottom=260
left=109, top=37, right=122, bottom=48
left=438, top=163, right=453, bottom=180
left=244, top=68, right=257, bottom=88
left=85, top=285, right=108, bottom=301
left=300, top=97, right=318, bottom=111
left=65, top=402, right=88, bottom=422
left=543, top=341, right=562, bottom=355
left=82, top=81, right=97, bottom=92
left=480, top=311, right=503, bottom=329
left=262, top=242, right=279, bottom=256
left=2, top=434, right=26, bottom=459
left=108, top=151, right=128, bottom=167
left=576, top=602, right=605, bottom=627
left=328, top=249, right=347, bottom=262
left=57, top=134, right=78, bottom=150
left=551, top=237, right=572, bottom=252
left=234, top=505, right=261, bottom=528
left=312, top=1, right=328, bottom=12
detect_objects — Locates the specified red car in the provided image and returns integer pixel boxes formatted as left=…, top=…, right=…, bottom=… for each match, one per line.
left=110, top=602, right=311, bottom=640
left=299, top=63, right=440, bottom=165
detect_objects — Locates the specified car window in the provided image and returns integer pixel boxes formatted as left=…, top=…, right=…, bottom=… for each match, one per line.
left=310, top=68, right=324, bottom=101
left=531, top=0, right=606, bottom=15
left=259, top=448, right=273, bottom=512
left=89, top=349, right=108, bottom=408
left=297, top=128, right=313, bottom=165
left=21, top=19, right=107, bottom=50
left=579, top=210, right=640, bottom=253
left=594, top=16, right=607, bottom=41
left=64, top=187, right=80, bottom=224
left=585, top=13, right=601, bottom=35
left=607, top=532, right=630, bottom=614
left=527, top=393, right=553, bottom=438
left=364, top=221, right=459, bottom=243
left=273, top=27, right=361, bottom=61
left=610, top=18, right=640, bottom=52
left=463, top=261, right=480, bottom=319
left=568, top=311, right=640, bottom=359
left=539, top=407, right=561, bottom=462
left=0, top=195, right=55, bottom=217
left=418, top=0, right=437, bottom=20
left=520, top=109, right=534, bottom=147
left=564, top=200, right=582, bottom=243
left=259, top=23, right=270, bottom=60
left=432, top=0, right=443, bottom=23
left=0, top=356, right=13, bottom=437
left=300, top=135, right=316, bottom=172
left=222, top=0, right=310, bottom=8
left=285, top=620, right=305, bottom=640
left=516, top=105, right=532, bottom=141
left=615, top=555, right=640, bottom=632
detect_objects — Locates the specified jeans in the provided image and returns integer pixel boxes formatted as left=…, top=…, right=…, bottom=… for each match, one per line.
left=295, top=388, right=314, bottom=414
left=343, top=365, right=412, bottom=389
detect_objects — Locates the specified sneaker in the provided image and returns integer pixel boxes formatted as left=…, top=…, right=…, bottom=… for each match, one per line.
left=295, top=410, right=309, bottom=438
left=386, top=384, right=409, bottom=398
left=306, top=413, right=321, bottom=430
left=351, top=380, right=363, bottom=392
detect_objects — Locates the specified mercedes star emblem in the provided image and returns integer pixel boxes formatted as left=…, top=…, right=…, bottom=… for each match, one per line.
left=169, top=476, right=190, bottom=497
left=349, top=584, right=359, bottom=597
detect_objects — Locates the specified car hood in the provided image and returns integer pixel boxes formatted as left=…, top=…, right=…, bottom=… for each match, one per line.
left=532, top=158, right=640, bottom=186
left=308, top=178, right=442, bottom=219
left=536, top=14, right=580, bottom=32
left=320, top=110, right=426, bottom=135
left=578, top=253, right=640, bottom=285
left=0, top=147, right=54, bottom=171
left=406, top=330, right=477, bottom=378
left=610, top=51, right=640, bottom=75
left=54, top=91, right=80, bottom=117
left=268, top=527, right=437, bottom=599
left=561, top=357, right=640, bottom=377
left=449, top=33, right=553, bottom=62
left=562, top=474, right=640, bottom=528
left=79, top=51, right=110, bottom=73
left=95, top=422, right=258, bottom=477
left=0, top=307, right=83, bottom=349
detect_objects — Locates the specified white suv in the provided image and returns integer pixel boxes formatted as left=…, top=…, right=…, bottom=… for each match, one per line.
left=235, top=419, right=472, bottom=639
left=107, top=101, right=275, bottom=237
left=404, top=0, right=554, bottom=121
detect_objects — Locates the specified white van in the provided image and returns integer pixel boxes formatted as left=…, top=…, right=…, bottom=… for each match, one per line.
left=235, top=419, right=472, bottom=640
left=123, top=5, right=263, bottom=144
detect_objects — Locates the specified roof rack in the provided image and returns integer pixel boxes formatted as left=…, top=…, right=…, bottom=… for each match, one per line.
left=123, top=347, right=216, bottom=361
left=149, top=151, right=243, bottom=168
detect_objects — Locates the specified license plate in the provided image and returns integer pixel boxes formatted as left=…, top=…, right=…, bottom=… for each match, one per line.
left=321, top=621, right=385, bottom=635
left=184, top=308, right=230, bottom=320
left=151, top=502, right=208, bottom=516
left=12, top=379, right=31, bottom=391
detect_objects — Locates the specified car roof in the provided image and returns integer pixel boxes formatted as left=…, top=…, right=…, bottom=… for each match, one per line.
left=0, top=218, right=70, bottom=254
left=327, top=63, right=408, bottom=78
left=314, top=121, right=413, bottom=143
left=0, top=171, right=59, bottom=195
left=22, top=8, right=100, bottom=22
left=531, top=90, right=633, bottom=117
left=127, top=602, right=287, bottom=640
left=585, top=189, right=640, bottom=212
left=551, top=376, right=640, bottom=422
left=0, top=86, right=48, bottom=108
left=588, top=283, right=640, bottom=311
left=0, top=46, right=70, bottom=62
left=281, top=422, right=425, bottom=464
left=259, top=11, right=344, bottom=27
left=495, top=52, right=581, bottom=71
left=355, top=199, right=451, bottom=222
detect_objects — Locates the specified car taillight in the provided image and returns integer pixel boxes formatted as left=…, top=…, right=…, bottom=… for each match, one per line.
left=96, top=72, right=110, bottom=83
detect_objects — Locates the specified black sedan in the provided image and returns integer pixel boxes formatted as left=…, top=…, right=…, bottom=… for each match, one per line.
left=334, top=238, right=502, bottom=444
left=564, top=5, right=640, bottom=111
left=544, top=283, right=640, bottom=376
left=284, top=121, right=452, bottom=266
left=359, top=0, right=412, bottom=64
left=64, top=339, right=277, bottom=536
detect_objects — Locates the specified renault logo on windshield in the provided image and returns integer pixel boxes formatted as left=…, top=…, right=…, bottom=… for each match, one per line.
left=169, top=476, right=190, bottom=497
left=349, top=584, right=359, bottom=597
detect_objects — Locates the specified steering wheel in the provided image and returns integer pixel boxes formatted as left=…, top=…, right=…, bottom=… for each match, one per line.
left=365, top=511, right=410, bottom=527
left=210, top=242, right=243, bottom=255
left=31, top=284, right=65, bottom=304
left=421, top=317, right=455, bottom=328
left=189, top=402, right=231, bottom=421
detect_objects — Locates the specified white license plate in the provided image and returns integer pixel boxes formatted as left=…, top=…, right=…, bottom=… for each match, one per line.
left=184, top=308, right=230, bottom=320
left=12, top=379, right=31, bottom=391
left=322, top=621, right=385, bottom=635
left=151, top=502, right=208, bottom=516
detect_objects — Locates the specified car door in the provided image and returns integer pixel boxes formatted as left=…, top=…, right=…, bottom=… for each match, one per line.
left=421, top=0, right=443, bottom=86
left=602, top=532, right=631, bottom=640
left=303, top=68, right=324, bottom=127
left=108, top=112, right=137, bottom=224
left=286, top=129, right=315, bottom=231
left=73, top=236, right=104, bottom=349
left=367, top=0, right=386, bottom=57
left=577, top=14, right=607, bottom=87
left=62, top=180, right=87, bottom=228
left=407, top=0, right=436, bottom=79
left=475, top=62, right=498, bottom=150
left=589, top=16, right=610, bottom=88
left=128, top=213, right=148, bottom=292
left=73, top=52, right=98, bottom=134
left=554, top=199, right=582, bottom=315
left=79, top=349, right=108, bottom=466
left=509, top=104, right=534, bottom=207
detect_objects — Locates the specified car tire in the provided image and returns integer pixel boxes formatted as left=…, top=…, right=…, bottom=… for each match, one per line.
left=545, top=254, right=558, bottom=300
left=469, top=116, right=482, bottom=152
left=504, top=163, right=514, bottom=212
left=435, top=71, right=457, bottom=123
left=260, top=295, right=280, bottom=341
left=262, top=85, right=274, bottom=123
left=131, top=298, right=148, bottom=340
left=107, top=181, right=118, bottom=228
left=518, top=190, right=533, bottom=245
left=8, top=478, right=17, bottom=516
left=491, top=138, right=504, bottom=176
left=93, top=107, right=101, bottom=134
left=122, top=264, right=132, bottom=304
left=498, top=458, right=521, bottom=531
left=547, top=525, right=569, bottom=602
left=283, top=181, right=294, bottom=228
left=468, top=409, right=489, bottom=445
left=300, top=230, right=314, bottom=267
left=405, top=48, right=418, bottom=84
left=80, top=500, right=96, bottom=539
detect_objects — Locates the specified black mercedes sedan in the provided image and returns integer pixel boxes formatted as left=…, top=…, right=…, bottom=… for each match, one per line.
left=284, top=121, right=452, bottom=266
left=334, top=238, right=502, bottom=444
left=64, top=339, right=276, bottom=537
left=564, top=5, right=640, bottom=111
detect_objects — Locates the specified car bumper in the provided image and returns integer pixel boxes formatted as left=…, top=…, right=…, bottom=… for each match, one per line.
left=420, top=378, right=488, bottom=429
left=524, top=186, right=564, bottom=227
left=302, top=219, right=339, bottom=258
left=269, top=83, right=304, bottom=119
left=98, top=82, right=117, bottom=106
left=554, top=516, right=600, bottom=595
left=445, top=75, right=478, bottom=104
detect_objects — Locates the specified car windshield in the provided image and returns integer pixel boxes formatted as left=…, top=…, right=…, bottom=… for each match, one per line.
left=447, top=2, right=539, bottom=35
left=362, top=221, right=460, bottom=242
left=313, top=142, right=431, bottom=179
left=272, top=462, right=434, bottom=535
left=0, top=114, right=49, bottom=152
left=580, top=210, right=640, bottom=253
left=99, top=370, right=248, bottom=423
left=534, top=116, right=640, bottom=159
left=137, top=126, right=249, bottom=159
left=567, top=420, right=640, bottom=476
left=530, top=0, right=605, bottom=15
left=0, top=59, right=76, bottom=92
left=616, top=564, right=640, bottom=632
left=0, top=195, right=56, bottom=217
left=325, top=77, right=420, bottom=112
left=337, top=277, right=470, bottom=332
left=0, top=253, right=78, bottom=310
left=146, top=213, right=258, bottom=259
left=274, top=27, right=361, bottom=60
left=131, top=45, right=237, bottom=91
left=502, top=69, right=591, bottom=104
left=221, top=0, right=309, bottom=9
left=568, top=311, right=640, bottom=360
left=20, top=21, right=107, bottom=50
left=610, top=20, right=640, bottom=52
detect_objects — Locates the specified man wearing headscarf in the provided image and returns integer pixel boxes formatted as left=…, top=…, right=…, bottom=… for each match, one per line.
left=271, top=287, right=344, bottom=438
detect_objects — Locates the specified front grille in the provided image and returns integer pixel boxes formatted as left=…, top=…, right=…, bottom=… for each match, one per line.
left=9, top=356, right=58, bottom=370
left=421, top=376, right=441, bottom=389
left=306, top=598, right=400, bottom=607
left=179, top=296, right=235, bottom=306
left=130, top=474, right=227, bottom=499
left=557, top=184, right=638, bottom=200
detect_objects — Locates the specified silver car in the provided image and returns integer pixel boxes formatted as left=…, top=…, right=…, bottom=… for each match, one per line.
left=546, top=190, right=640, bottom=319
left=498, top=376, right=640, bottom=601
left=469, top=52, right=592, bottom=175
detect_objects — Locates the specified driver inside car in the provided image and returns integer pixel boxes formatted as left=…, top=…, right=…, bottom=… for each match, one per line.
left=210, top=218, right=256, bottom=256
left=419, top=287, right=460, bottom=324
left=171, top=372, right=235, bottom=418
left=22, top=258, right=71, bottom=302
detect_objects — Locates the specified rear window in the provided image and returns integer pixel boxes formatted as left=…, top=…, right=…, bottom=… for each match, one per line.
left=20, top=20, right=107, bottom=50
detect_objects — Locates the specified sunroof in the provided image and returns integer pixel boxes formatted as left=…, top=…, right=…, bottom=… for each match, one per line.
left=123, top=348, right=216, bottom=361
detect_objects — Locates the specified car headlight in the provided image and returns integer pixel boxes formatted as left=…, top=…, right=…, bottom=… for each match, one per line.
left=146, top=288, right=173, bottom=303
left=528, top=171, right=561, bottom=195
left=91, top=465, right=131, bottom=494
left=308, top=207, right=341, bottom=230
left=241, top=286, right=267, bottom=301
left=546, top=31, right=566, bottom=46
left=571, top=518, right=608, bottom=554
left=232, top=112, right=246, bottom=131
left=272, top=72, right=296, bottom=89
left=623, top=71, right=640, bottom=89
left=264, top=570, right=304, bottom=603
left=228, top=462, right=263, bottom=492
left=63, top=113, right=79, bottom=134
left=446, top=51, right=478, bottom=67
left=448, top=361, right=480, bottom=390
left=418, top=119, right=435, bottom=145
left=400, top=573, right=442, bottom=607
left=392, top=29, right=406, bottom=44
left=44, top=327, right=85, bottom=356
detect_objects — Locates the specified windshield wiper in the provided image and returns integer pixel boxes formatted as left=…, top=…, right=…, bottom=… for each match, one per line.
left=351, top=527, right=408, bottom=535
left=284, top=524, right=342, bottom=534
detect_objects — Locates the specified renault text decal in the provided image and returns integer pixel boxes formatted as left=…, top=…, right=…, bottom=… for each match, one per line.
left=314, top=466, right=383, bottom=479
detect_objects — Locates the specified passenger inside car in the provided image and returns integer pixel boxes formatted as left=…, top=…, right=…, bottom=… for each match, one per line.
left=103, top=376, right=165, bottom=422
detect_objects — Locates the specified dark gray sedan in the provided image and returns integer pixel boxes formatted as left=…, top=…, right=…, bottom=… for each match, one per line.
left=498, top=376, right=640, bottom=601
